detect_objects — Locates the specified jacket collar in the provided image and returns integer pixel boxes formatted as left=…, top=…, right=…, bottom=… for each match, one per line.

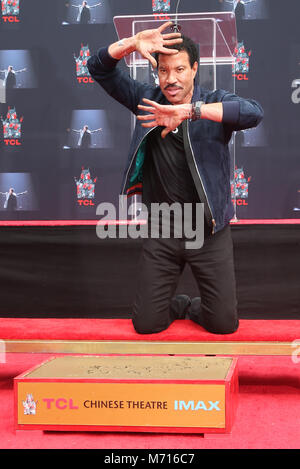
left=192, top=83, right=204, bottom=102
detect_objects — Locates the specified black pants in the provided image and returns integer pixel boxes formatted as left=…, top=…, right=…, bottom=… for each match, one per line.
left=132, top=225, right=239, bottom=335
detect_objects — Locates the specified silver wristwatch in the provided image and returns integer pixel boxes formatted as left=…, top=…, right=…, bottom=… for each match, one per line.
left=191, top=101, right=204, bottom=121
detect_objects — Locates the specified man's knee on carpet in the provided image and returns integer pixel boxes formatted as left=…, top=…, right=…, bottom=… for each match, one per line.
left=204, top=317, right=240, bottom=335
left=189, top=297, right=239, bottom=335
left=132, top=313, right=171, bottom=335
left=201, top=303, right=239, bottom=334
left=132, top=289, right=238, bottom=335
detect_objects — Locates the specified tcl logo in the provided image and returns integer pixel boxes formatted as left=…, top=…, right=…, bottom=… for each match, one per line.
left=43, top=398, right=79, bottom=410
left=233, top=199, right=248, bottom=206
left=233, top=73, right=249, bottom=81
left=77, top=77, right=94, bottom=84
left=153, top=13, right=170, bottom=20
left=4, top=138, right=21, bottom=146
left=77, top=200, right=95, bottom=206
left=2, top=15, right=19, bottom=22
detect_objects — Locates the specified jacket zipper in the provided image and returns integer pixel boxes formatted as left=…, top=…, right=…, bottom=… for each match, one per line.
left=122, top=122, right=216, bottom=235
left=121, top=126, right=158, bottom=197
left=186, top=119, right=216, bottom=235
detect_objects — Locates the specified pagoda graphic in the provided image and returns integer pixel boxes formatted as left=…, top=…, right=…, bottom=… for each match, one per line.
left=233, top=41, right=251, bottom=74
left=1, top=106, right=23, bottom=139
left=1, top=0, right=20, bottom=16
left=231, top=167, right=251, bottom=199
left=152, top=0, right=170, bottom=12
left=74, top=44, right=91, bottom=77
left=22, top=394, right=37, bottom=416
left=75, top=168, right=97, bottom=199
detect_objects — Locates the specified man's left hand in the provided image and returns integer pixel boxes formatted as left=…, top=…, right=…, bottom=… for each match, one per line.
left=137, top=98, right=191, bottom=138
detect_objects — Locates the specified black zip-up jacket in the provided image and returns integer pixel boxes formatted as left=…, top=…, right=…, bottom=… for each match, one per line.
left=87, top=47, right=264, bottom=234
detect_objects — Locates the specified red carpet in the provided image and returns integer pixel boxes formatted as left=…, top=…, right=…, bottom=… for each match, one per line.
left=1, top=318, right=299, bottom=342
left=0, top=353, right=299, bottom=449
left=1, top=319, right=299, bottom=449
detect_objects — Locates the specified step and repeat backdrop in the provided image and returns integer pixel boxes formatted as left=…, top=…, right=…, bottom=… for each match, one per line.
left=0, top=0, right=299, bottom=222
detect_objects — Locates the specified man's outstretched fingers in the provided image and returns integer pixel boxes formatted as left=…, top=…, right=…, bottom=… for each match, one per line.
left=161, top=128, right=170, bottom=139
left=144, top=52, right=157, bottom=68
left=142, top=98, right=160, bottom=107
left=137, top=114, right=156, bottom=121
left=141, top=121, right=157, bottom=128
left=159, top=47, right=180, bottom=55
left=163, top=38, right=183, bottom=46
left=138, top=103, right=156, bottom=112
left=162, top=32, right=182, bottom=40
left=157, top=21, right=173, bottom=33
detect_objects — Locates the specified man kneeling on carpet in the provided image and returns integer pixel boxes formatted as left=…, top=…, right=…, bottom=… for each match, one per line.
left=87, top=22, right=263, bottom=335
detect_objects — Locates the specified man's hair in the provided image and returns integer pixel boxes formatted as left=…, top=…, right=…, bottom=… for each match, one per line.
left=154, top=35, right=199, bottom=68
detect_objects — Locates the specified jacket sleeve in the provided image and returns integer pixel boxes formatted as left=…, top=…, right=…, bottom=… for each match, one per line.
left=221, top=92, right=264, bottom=131
left=87, top=47, right=154, bottom=115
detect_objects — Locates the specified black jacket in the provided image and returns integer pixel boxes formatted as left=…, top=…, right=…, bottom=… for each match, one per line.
left=87, top=47, right=263, bottom=234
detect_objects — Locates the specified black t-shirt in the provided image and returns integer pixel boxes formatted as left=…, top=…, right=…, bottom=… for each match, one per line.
left=142, top=124, right=210, bottom=237
left=143, top=123, right=200, bottom=207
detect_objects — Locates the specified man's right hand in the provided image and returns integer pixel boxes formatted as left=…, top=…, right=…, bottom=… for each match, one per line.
left=134, top=21, right=182, bottom=68
left=108, top=21, right=182, bottom=68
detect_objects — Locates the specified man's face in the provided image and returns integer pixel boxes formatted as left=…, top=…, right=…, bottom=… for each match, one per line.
left=157, top=50, right=198, bottom=105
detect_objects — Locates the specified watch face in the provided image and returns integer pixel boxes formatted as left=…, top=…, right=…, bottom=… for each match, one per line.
left=195, top=102, right=203, bottom=118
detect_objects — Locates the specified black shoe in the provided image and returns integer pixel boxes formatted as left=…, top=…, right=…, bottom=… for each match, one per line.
left=170, top=295, right=191, bottom=320
left=186, top=297, right=201, bottom=321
